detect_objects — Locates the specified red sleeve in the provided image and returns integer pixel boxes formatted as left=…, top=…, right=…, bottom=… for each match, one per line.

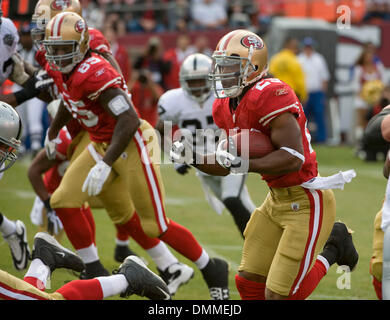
left=75, top=57, right=124, bottom=101
left=89, top=28, right=111, bottom=54
left=212, top=99, right=225, bottom=129
left=251, top=82, right=300, bottom=130
left=56, top=128, right=72, bottom=160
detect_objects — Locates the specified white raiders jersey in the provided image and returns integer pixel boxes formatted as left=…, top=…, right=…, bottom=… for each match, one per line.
left=0, top=17, right=19, bottom=86
left=158, top=88, right=218, bottom=154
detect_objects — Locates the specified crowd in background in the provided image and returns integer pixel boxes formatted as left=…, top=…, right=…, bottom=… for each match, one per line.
left=2, top=0, right=390, bottom=160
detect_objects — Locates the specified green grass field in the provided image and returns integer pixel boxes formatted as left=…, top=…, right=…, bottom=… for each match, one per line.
left=0, top=144, right=385, bottom=300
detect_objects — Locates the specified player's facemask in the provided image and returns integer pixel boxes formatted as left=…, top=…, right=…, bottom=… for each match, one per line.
left=210, top=52, right=267, bottom=99
left=44, top=41, right=83, bottom=74
left=0, top=139, right=20, bottom=173
left=182, top=78, right=211, bottom=104
left=30, top=21, right=45, bottom=50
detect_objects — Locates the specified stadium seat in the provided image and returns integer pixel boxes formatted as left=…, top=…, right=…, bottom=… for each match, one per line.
left=310, top=0, right=337, bottom=22
left=283, top=0, right=308, bottom=18
left=349, top=0, right=366, bottom=23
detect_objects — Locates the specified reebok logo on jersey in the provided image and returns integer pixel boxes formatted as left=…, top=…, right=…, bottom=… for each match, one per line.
left=275, top=88, right=288, bottom=96
left=95, top=68, right=105, bottom=77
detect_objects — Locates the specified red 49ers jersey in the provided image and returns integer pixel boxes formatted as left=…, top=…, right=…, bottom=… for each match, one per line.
left=35, top=28, right=111, bottom=68
left=37, top=28, right=112, bottom=139
left=43, top=128, right=71, bottom=194
left=212, top=77, right=318, bottom=188
left=50, top=52, right=127, bottom=143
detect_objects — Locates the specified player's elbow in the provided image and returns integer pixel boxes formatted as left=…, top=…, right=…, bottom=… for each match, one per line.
left=287, top=157, right=303, bottom=173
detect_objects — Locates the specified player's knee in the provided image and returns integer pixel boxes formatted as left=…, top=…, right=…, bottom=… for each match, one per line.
left=265, top=287, right=287, bottom=300
left=141, top=220, right=162, bottom=238
left=370, top=260, right=383, bottom=282
left=50, top=187, right=84, bottom=209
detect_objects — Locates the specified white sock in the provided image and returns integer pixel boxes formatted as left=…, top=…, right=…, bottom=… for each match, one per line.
left=115, top=238, right=129, bottom=246
left=0, top=216, right=16, bottom=237
left=24, top=258, right=50, bottom=288
left=317, top=254, right=330, bottom=272
left=77, top=244, right=99, bottom=264
left=96, top=274, right=128, bottom=298
left=146, top=241, right=178, bottom=271
left=195, top=249, right=210, bottom=270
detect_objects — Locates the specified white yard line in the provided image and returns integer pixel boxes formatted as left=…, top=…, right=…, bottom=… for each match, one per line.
left=2, top=188, right=35, bottom=199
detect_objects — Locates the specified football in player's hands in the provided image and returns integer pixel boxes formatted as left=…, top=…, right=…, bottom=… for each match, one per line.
left=223, top=130, right=275, bottom=159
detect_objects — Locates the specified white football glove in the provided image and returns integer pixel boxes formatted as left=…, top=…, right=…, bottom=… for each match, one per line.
left=216, top=138, right=248, bottom=173
left=169, top=139, right=195, bottom=165
left=82, top=160, right=112, bottom=196
left=10, top=53, right=29, bottom=85
left=44, top=131, right=61, bottom=160
left=46, top=210, right=63, bottom=235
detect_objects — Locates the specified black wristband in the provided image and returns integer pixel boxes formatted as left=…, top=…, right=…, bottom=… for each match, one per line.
left=43, top=197, right=52, bottom=211
left=14, top=76, right=39, bottom=105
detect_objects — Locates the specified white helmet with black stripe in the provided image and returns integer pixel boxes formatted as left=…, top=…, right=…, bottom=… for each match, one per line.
left=179, top=53, right=212, bottom=104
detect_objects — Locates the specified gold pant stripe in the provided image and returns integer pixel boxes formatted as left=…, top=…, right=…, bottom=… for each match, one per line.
left=133, top=129, right=168, bottom=233
left=290, top=188, right=324, bottom=295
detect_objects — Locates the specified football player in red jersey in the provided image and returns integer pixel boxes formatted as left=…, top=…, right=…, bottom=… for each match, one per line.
left=0, top=101, right=170, bottom=300
left=42, top=12, right=229, bottom=299
left=171, top=29, right=359, bottom=300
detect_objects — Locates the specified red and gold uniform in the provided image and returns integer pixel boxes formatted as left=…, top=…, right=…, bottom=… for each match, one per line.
left=49, top=52, right=168, bottom=236
left=213, top=78, right=336, bottom=296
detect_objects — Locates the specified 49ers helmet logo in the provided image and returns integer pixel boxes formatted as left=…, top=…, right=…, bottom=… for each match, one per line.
left=51, top=0, right=71, bottom=11
left=240, top=35, right=264, bottom=50
left=75, top=19, right=85, bottom=33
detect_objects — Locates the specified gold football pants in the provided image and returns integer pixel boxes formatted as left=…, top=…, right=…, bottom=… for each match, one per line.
left=51, top=120, right=169, bottom=237
left=370, top=209, right=384, bottom=282
left=239, top=186, right=336, bottom=296
left=0, top=270, right=64, bottom=300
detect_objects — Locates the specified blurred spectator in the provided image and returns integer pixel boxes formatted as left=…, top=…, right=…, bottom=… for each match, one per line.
left=352, top=43, right=387, bottom=144
left=162, top=34, right=196, bottom=90
left=298, top=37, right=330, bottom=143
left=14, top=24, right=46, bottom=156
left=129, top=69, right=164, bottom=127
left=81, top=0, right=106, bottom=30
left=360, top=84, right=390, bottom=161
left=255, top=0, right=284, bottom=26
left=228, top=1, right=252, bottom=28
left=167, top=0, right=191, bottom=31
left=269, top=37, right=307, bottom=102
left=191, top=0, right=228, bottom=30
left=133, top=37, right=170, bottom=90
left=194, top=35, right=213, bottom=56
left=104, top=13, right=127, bottom=37
left=103, top=23, right=132, bottom=83
left=363, top=0, right=390, bottom=23
left=127, top=0, right=166, bottom=33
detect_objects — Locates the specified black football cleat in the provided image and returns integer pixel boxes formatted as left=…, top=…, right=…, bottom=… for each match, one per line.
left=158, top=262, right=194, bottom=295
left=323, top=222, right=359, bottom=271
left=201, top=257, right=229, bottom=300
left=117, top=255, right=170, bottom=300
left=114, top=244, right=138, bottom=263
left=32, top=232, right=85, bottom=273
left=4, top=220, right=30, bottom=270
